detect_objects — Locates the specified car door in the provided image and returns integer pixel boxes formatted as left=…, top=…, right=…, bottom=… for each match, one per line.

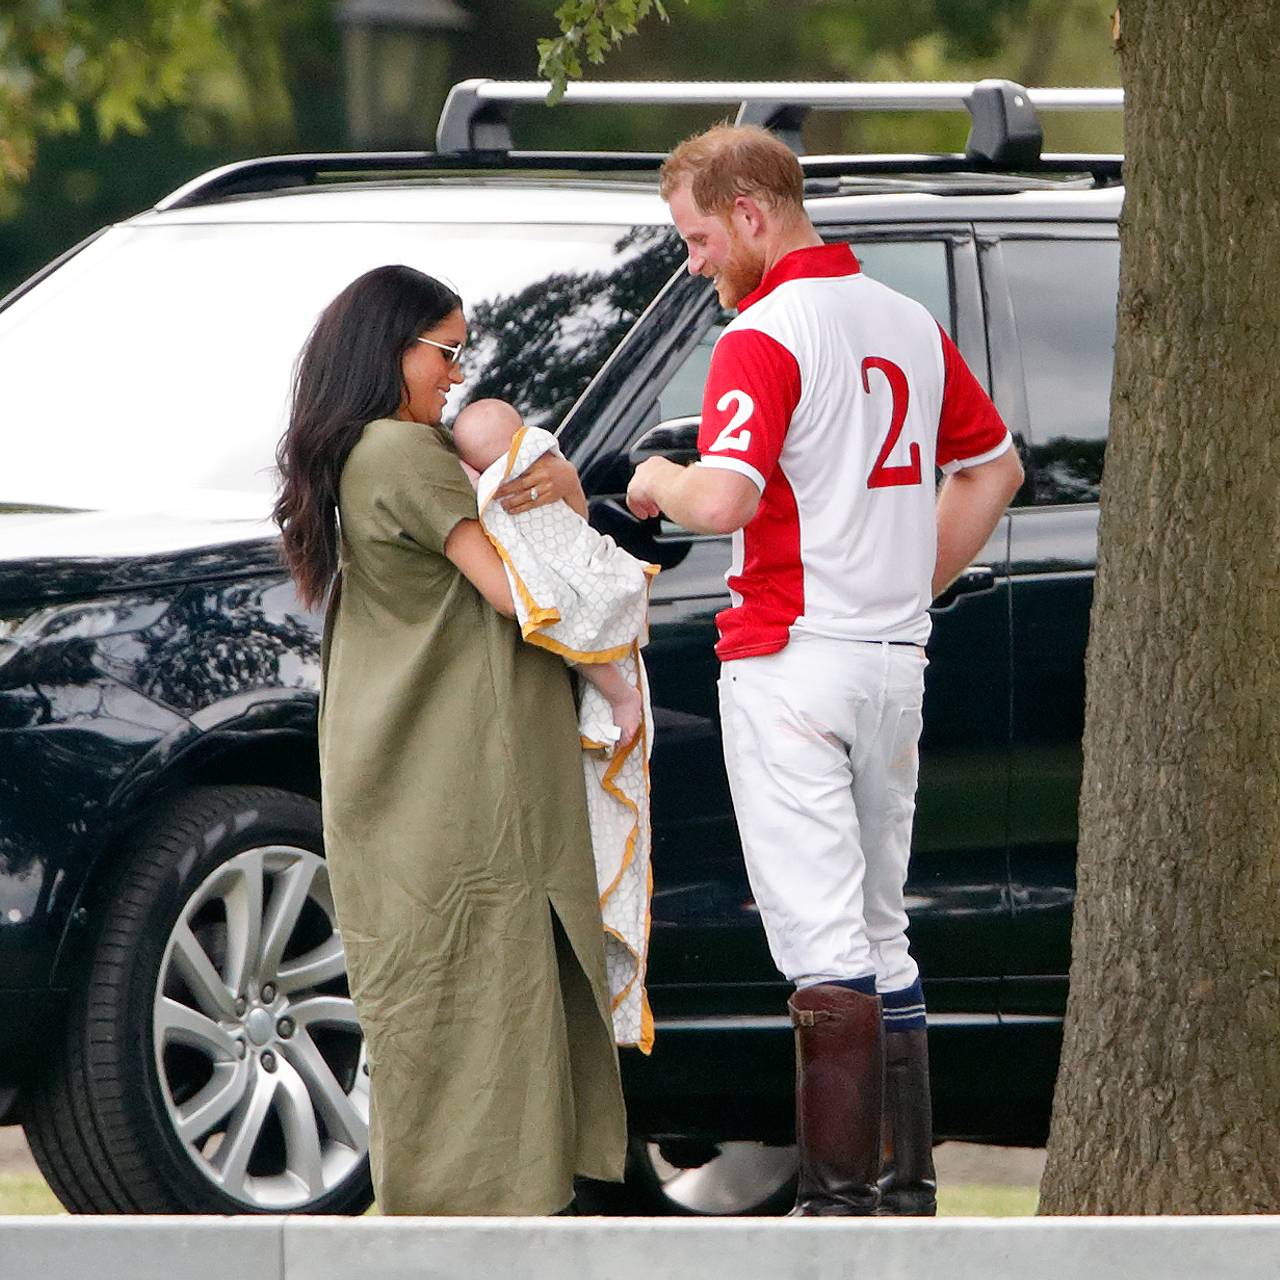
left=979, top=226, right=1120, bottom=1018
left=566, top=226, right=1013, bottom=1018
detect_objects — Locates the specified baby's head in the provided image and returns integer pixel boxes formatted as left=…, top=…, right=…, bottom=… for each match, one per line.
left=453, top=398, right=524, bottom=473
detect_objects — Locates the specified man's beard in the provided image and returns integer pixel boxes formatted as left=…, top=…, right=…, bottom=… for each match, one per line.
left=715, top=235, right=765, bottom=309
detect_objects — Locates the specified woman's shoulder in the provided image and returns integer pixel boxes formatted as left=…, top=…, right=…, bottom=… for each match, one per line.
left=358, top=416, right=454, bottom=451
left=349, top=418, right=458, bottom=474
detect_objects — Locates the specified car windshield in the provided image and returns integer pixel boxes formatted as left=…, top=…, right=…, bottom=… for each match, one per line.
left=0, top=218, right=681, bottom=512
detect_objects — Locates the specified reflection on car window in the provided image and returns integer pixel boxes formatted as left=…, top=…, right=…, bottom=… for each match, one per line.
left=0, top=221, right=678, bottom=511
left=657, top=321, right=726, bottom=423
left=1003, top=239, right=1120, bottom=505
left=649, top=238, right=952, bottom=427
left=464, top=226, right=683, bottom=429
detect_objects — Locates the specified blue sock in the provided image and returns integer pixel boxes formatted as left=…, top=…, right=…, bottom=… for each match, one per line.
left=825, top=975, right=878, bottom=997
left=881, top=978, right=927, bottom=1031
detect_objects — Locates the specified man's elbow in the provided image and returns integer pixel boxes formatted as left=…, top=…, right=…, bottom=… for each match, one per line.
left=964, top=446, right=1023, bottom=507
left=699, top=496, right=757, bottom=535
left=1001, top=449, right=1025, bottom=502
left=693, top=481, right=760, bottom=535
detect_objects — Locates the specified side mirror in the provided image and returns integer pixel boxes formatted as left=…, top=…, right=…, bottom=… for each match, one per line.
left=628, top=416, right=700, bottom=468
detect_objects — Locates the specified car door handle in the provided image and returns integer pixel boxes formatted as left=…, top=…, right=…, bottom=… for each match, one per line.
left=587, top=497, right=693, bottom=569
left=930, top=564, right=996, bottom=611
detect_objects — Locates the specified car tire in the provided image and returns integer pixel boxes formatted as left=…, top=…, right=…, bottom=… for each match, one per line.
left=576, top=1137, right=799, bottom=1216
left=23, top=785, right=372, bottom=1215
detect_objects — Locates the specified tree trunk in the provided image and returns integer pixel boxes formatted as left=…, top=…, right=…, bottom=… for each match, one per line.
left=1039, top=1, right=1280, bottom=1214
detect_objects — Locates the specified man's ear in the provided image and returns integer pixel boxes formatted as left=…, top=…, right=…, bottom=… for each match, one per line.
left=732, top=194, right=768, bottom=237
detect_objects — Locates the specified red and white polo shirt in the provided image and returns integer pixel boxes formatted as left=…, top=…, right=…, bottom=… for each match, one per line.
left=696, top=242, right=1010, bottom=661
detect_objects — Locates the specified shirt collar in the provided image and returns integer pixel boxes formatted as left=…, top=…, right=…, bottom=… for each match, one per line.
left=738, top=242, right=861, bottom=312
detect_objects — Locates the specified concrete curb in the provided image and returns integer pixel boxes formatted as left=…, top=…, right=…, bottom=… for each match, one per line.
left=3, top=1215, right=1279, bottom=1280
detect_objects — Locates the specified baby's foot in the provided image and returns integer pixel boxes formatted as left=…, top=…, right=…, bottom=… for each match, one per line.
left=609, top=685, right=643, bottom=754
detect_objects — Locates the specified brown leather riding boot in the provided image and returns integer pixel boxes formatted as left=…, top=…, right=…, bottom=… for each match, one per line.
left=877, top=1027, right=938, bottom=1216
left=787, top=983, right=884, bottom=1216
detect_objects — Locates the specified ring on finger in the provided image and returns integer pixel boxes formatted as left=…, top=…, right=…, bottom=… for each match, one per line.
left=530, top=486, right=538, bottom=501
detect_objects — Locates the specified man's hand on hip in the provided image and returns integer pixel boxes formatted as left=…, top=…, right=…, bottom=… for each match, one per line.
left=932, top=446, right=1024, bottom=598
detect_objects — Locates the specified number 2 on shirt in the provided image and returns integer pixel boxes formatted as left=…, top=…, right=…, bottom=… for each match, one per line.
left=862, top=356, right=922, bottom=489
left=708, top=389, right=754, bottom=453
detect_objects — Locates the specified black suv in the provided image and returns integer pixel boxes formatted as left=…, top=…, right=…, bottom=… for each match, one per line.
left=0, top=79, right=1121, bottom=1215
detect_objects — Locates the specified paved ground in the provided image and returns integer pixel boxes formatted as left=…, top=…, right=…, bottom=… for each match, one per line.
left=935, top=1141, right=1045, bottom=1187
left=0, top=1124, right=1044, bottom=1190
left=0, top=1126, right=37, bottom=1177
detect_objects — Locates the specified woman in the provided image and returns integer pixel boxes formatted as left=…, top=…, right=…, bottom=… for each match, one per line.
left=273, top=264, right=626, bottom=1216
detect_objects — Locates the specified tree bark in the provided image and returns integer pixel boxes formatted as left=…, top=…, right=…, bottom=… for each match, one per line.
left=1039, top=1, right=1280, bottom=1214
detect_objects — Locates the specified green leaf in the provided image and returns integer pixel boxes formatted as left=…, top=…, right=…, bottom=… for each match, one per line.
left=585, top=23, right=611, bottom=63
left=541, top=0, right=690, bottom=100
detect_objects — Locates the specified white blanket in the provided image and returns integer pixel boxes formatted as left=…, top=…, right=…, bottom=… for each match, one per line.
left=476, top=425, right=658, bottom=1052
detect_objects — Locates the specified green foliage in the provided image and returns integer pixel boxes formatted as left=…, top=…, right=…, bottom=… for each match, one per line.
left=529, top=0, right=1118, bottom=155
left=0, top=0, right=1121, bottom=300
left=535, top=0, right=1034, bottom=104
left=538, top=0, right=685, bottom=104
left=0, top=1, right=291, bottom=200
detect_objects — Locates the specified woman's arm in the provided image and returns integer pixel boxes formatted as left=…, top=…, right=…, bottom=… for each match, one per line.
left=443, top=519, right=516, bottom=617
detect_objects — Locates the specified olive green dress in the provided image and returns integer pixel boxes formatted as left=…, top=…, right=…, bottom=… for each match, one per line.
left=318, top=417, right=626, bottom=1216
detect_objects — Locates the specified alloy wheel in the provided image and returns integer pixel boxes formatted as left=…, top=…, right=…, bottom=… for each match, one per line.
left=152, top=844, right=368, bottom=1210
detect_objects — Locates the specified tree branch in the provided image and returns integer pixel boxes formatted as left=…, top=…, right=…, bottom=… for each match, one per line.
left=537, top=0, right=685, bottom=104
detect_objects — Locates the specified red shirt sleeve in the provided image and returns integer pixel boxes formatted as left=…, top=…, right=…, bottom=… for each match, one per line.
left=936, top=325, right=1011, bottom=472
left=697, top=328, right=802, bottom=491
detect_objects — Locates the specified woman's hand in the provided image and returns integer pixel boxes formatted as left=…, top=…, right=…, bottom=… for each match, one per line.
left=497, top=452, right=587, bottom=519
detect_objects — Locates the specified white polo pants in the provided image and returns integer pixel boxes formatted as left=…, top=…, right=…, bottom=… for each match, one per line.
left=718, top=634, right=926, bottom=992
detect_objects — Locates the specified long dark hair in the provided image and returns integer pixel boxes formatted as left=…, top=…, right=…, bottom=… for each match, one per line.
left=273, top=264, right=462, bottom=608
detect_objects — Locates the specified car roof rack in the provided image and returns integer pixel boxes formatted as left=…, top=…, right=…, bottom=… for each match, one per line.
left=155, top=145, right=1122, bottom=212
left=154, top=150, right=672, bottom=210
left=436, top=78, right=1123, bottom=166
left=153, top=79, right=1122, bottom=211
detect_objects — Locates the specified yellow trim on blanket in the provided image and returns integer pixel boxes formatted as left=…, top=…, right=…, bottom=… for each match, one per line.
left=483, top=524, right=557, bottom=626
left=640, top=863, right=654, bottom=1052
left=592, top=640, right=655, bottom=1054
left=526, top=632, right=633, bottom=663
left=477, top=425, right=528, bottom=518
left=636, top=709, right=655, bottom=1053
left=477, top=427, right=559, bottom=623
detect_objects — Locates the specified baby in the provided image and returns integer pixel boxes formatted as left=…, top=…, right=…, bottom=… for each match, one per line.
left=453, top=397, right=645, bottom=752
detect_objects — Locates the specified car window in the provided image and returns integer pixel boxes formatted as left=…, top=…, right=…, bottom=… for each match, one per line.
left=657, top=321, right=725, bottom=423
left=856, top=239, right=951, bottom=336
left=0, top=220, right=680, bottom=511
left=1002, top=238, right=1120, bottom=505
left=653, top=238, right=952, bottom=424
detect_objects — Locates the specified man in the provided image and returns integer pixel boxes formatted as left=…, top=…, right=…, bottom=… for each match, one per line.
left=626, top=125, right=1024, bottom=1217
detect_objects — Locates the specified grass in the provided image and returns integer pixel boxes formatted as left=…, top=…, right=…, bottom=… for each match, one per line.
left=0, top=1174, right=64, bottom=1215
left=1, top=1173, right=1036, bottom=1218
left=938, top=1183, right=1039, bottom=1216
